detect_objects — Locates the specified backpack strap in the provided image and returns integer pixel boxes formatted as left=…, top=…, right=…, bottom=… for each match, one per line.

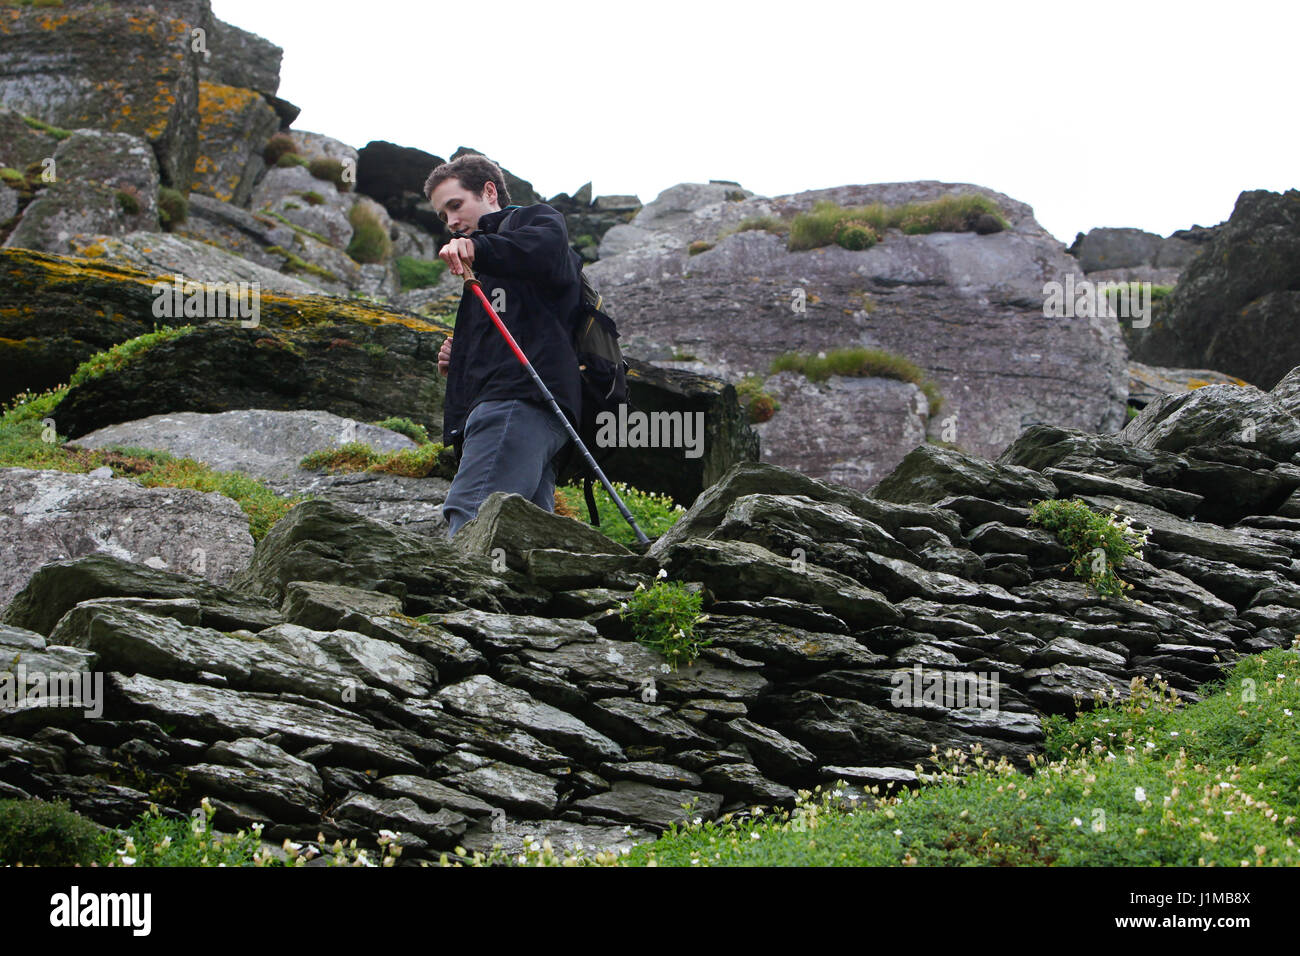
left=584, top=475, right=600, bottom=526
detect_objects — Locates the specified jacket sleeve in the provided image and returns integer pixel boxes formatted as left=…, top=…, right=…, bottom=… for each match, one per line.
left=471, top=206, right=571, bottom=289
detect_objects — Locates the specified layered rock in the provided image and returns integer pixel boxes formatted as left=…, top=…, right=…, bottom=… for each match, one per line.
left=1124, top=189, right=1300, bottom=390
left=4, top=374, right=1298, bottom=859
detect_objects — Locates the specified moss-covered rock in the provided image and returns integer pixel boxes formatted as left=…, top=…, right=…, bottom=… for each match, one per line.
left=192, top=81, right=279, bottom=206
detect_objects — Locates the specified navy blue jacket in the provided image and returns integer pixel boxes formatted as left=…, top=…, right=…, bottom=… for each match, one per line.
left=442, top=203, right=583, bottom=457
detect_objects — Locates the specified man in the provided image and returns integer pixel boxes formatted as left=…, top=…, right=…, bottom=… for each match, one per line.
left=425, top=154, right=583, bottom=537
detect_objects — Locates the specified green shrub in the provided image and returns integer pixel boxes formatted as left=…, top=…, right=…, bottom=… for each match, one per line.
left=735, top=374, right=780, bottom=423
left=157, top=186, right=188, bottom=230
left=262, top=132, right=298, bottom=166
left=555, top=479, right=685, bottom=547
left=618, top=573, right=712, bottom=670
left=309, top=157, right=351, bottom=192
left=395, top=255, right=447, bottom=291
left=831, top=219, right=878, bottom=251
left=770, top=347, right=942, bottom=415
left=1027, top=497, right=1149, bottom=597
left=346, top=203, right=392, bottom=264
left=0, top=798, right=104, bottom=866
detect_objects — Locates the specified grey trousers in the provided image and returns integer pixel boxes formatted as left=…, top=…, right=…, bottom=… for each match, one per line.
left=442, top=398, right=571, bottom=537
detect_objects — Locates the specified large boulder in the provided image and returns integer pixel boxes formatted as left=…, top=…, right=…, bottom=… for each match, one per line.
left=587, top=180, right=1130, bottom=485
left=0, top=467, right=254, bottom=610
left=0, top=1, right=207, bottom=191
left=1124, top=189, right=1300, bottom=389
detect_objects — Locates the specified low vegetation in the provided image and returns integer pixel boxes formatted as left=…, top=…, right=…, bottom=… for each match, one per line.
left=0, top=330, right=311, bottom=539
left=157, top=186, right=188, bottom=231
left=789, top=195, right=1008, bottom=252
left=554, top=479, right=685, bottom=547
left=770, top=346, right=943, bottom=415
left=734, top=374, right=780, bottom=423
left=1028, top=497, right=1150, bottom=598
left=618, top=571, right=711, bottom=670
left=395, top=255, right=447, bottom=291
left=346, top=203, right=392, bottom=264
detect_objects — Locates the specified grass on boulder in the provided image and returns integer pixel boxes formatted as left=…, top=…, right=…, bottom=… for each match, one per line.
left=771, top=346, right=943, bottom=415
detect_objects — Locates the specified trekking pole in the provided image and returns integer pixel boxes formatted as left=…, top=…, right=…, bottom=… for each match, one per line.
left=456, top=261, right=650, bottom=545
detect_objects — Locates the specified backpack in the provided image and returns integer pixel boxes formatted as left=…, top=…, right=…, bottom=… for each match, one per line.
left=554, top=270, right=634, bottom=526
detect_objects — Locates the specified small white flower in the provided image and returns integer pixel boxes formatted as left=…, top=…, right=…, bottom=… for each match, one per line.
left=750, top=832, right=760, bottom=840
left=657, top=568, right=668, bottom=579
left=893, top=829, right=902, bottom=837
left=1145, top=741, right=1155, bottom=750
left=1170, top=731, right=1179, bottom=737
left=1134, top=786, right=1147, bottom=802
left=1071, top=817, right=1082, bottom=826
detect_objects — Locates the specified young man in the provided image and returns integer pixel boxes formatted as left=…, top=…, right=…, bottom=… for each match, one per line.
left=425, top=154, right=583, bottom=537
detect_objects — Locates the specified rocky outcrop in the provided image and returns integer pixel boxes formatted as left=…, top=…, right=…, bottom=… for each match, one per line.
left=587, top=180, right=1129, bottom=489
left=1124, top=189, right=1300, bottom=391
left=4, top=374, right=1299, bottom=858
left=1066, top=225, right=1210, bottom=285
left=0, top=1, right=209, bottom=191
left=0, top=467, right=254, bottom=607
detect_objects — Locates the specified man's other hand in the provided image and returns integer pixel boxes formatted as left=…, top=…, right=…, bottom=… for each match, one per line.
left=439, top=236, right=476, bottom=276
left=438, top=336, right=452, bottom=376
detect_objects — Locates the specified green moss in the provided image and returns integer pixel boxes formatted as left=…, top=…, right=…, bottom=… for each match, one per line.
left=687, top=239, right=714, bottom=256
left=19, top=113, right=72, bottom=140
left=68, top=325, right=198, bottom=388
left=301, top=439, right=451, bottom=479
left=735, top=374, right=780, bottom=423
left=264, top=244, right=338, bottom=282
left=300, top=190, right=326, bottom=206
left=373, top=416, right=431, bottom=444
left=275, top=152, right=310, bottom=169
left=114, top=189, right=141, bottom=215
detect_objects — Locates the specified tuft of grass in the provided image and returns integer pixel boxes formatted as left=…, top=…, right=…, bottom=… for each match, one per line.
left=300, top=439, right=452, bottom=480
left=158, top=186, right=188, bottom=230
left=395, top=255, right=447, bottom=291
left=346, top=203, right=392, bottom=264
left=265, top=244, right=338, bottom=282
left=275, top=152, right=310, bottom=169
left=18, top=111, right=72, bottom=140
left=262, top=132, right=297, bottom=166
left=114, top=188, right=141, bottom=216
left=789, top=195, right=1008, bottom=252
left=554, top=479, right=685, bottom=547
left=308, top=157, right=351, bottom=192
left=300, top=190, right=325, bottom=206
left=687, top=239, right=714, bottom=256
left=770, top=347, right=942, bottom=415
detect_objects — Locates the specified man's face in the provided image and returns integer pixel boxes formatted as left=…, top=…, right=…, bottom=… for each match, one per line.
left=430, top=177, right=499, bottom=236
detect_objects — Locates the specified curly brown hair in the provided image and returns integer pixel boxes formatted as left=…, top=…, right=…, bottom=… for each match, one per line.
left=423, top=154, right=511, bottom=206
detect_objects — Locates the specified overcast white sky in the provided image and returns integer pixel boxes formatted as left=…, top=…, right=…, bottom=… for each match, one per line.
left=212, top=0, right=1294, bottom=246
